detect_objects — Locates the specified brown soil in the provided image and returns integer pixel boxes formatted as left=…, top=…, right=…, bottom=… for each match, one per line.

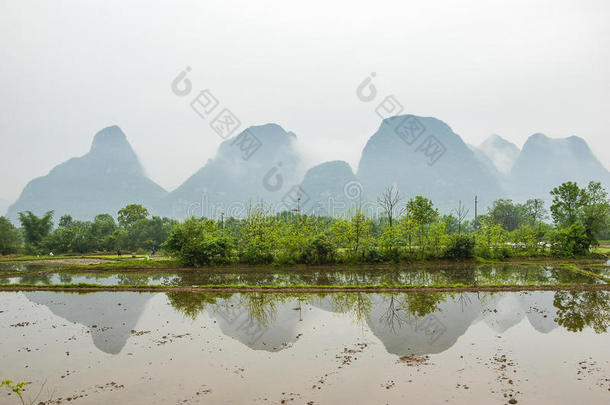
left=397, top=354, right=430, bottom=366
left=26, top=258, right=113, bottom=265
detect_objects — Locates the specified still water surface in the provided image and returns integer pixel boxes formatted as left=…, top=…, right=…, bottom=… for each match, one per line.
left=1, top=290, right=609, bottom=404
left=0, top=262, right=605, bottom=286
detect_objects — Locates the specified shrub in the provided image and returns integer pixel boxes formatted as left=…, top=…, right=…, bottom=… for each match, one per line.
left=362, top=246, right=384, bottom=263
left=443, top=234, right=475, bottom=260
left=241, top=242, right=274, bottom=264
left=300, top=234, right=336, bottom=265
left=163, top=218, right=232, bottom=266
left=550, top=222, right=590, bottom=257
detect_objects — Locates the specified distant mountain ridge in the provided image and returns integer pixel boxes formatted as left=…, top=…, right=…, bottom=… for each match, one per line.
left=159, top=123, right=305, bottom=219
left=6, top=120, right=609, bottom=223
left=0, top=198, right=9, bottom=216
left=356, top=115, right=504, bottom=213
left=297, top=160, right=359, bottom=216
left=6, top=126, right=167, bottom=222
left=509, top=133, right=610, bottom=202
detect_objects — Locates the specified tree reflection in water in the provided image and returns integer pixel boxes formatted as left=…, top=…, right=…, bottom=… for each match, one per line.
left=329, top=293, right=372, bottom=323
left=163, top=290, right=610, bottom=334
left=553, top=290, right=610, bottom=333
left=166, top=291, right=231, bottom=320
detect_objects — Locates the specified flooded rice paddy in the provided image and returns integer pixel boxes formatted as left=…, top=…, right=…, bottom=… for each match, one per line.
left=1, top=289, right=609, bottom=404
left=0, top=262, right=606, bottom=287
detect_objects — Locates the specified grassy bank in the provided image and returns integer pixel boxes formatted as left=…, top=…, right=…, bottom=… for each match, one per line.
left=1, top=283, right=609, bottom=294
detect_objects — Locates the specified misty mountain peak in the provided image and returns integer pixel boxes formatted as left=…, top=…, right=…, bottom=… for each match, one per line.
left=90, top=125, right=130, bottom=153
left=163, top=122, right=305, bottom=218
left=480, top=134, right=519, bottom=149
left=357, top=114, right=502, bottom=212
left=7, top=125, right=167, bottom=221
left=478, top=133, right=520, bottom=174
left=230, top=123, right=296, bottom=145
left=527, top=132, right=549, bottom=142
left=510, top=132, right=609, bottom=201
left=215, top=123, right=297, bottom=164
left=521, top=133, right=593, bottom=159
left=88, top=125, right=141, bottom=170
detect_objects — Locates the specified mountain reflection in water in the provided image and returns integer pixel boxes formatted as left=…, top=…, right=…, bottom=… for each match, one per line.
left=22, top=290, right=609, bottom=355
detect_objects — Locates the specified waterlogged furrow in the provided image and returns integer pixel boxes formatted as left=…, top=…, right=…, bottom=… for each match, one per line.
left=0, top=263, right=605, bottom=289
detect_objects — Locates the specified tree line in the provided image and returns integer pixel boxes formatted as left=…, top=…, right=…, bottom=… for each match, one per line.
left=0, top=181, right=608, bottom=264
left=0, top=204, right=175, bottom=256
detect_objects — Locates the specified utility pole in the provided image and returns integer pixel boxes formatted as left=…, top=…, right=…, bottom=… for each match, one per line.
left=220, top=212, right=224, bottom=229
left=291, top=197, right=301, bottom=218
left=458, top=200, right=461, bottom=234
left=474, top=195, right=478, bottom=229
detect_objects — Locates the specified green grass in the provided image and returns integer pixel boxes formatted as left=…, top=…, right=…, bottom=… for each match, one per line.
left=0, top=255, right=75, bottom=262
left=2, top=282, right=607, bottom=290
left=63, top=258, right=181, bottom=270
left=0, top=253, right=162, bottom=262
left=558, top=263, right=610, bottom=283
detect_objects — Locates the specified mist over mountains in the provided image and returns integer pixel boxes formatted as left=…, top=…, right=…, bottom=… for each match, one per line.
left=6, top=126, right=167, bottom=221
left=0, top=199, right=9, bottom=217
left=356, top=116, right=503, bottom=214
left=6, top=115, right=610, bottom=222
left=477, top=134, right=520, bottom=175
left=158, top=123, right=305, bottom=219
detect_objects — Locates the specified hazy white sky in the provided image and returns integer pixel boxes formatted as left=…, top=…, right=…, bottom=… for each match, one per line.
left=1, top=0, right=609, bottom=203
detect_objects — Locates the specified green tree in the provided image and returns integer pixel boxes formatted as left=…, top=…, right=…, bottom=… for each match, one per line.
left=406, top=196, right=438, bottom=225
left=443, top=233, right=475, bottom=259
left=427, top=221, right=448, bottom=257
left=18, top=211, right=54, bottom=254
left=91, top=214, right=118, bottom=251
left=274, top=215, right=315, bottom=264
left=379, top=224, right=402, bottom=261
left=239, top=203, right=276, bottom=264
left=441, top=214, right=459, bottom=234
left=301, top=233, right=337, bottom=264
left=45, top=224, right=75, bottom=253
left=487, top=199, right=524, bottom=231
left=351, top=209, right=369, bottom=253
left=346, top=208, right=372, bottom=258
left=475, top=216, right=508, bottom=258
left=549, top=181, right=609, bottom=249
left=58, top=214, right=74, bottom=228
left=117, top=204, right=149, bottom=228
left=45, top=218, right=97, bottom=254
left=522, top=198, right=547, bottom=225
left=580, top=181, right=610, bottom=247
left=125, top=216, right=176, bottom=251
left=164, top=217, right=232, bottom=266
left=405, top=196, right=438, bottom=256
left=550, top=182, right=587, bottom=227
left=510, top=224, right=538, bottom=255
left=0, top=217, right=22, bottom=255
left=399, top=214, right=418, bottom=254
left=550, top=222, right=590, bottom=257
